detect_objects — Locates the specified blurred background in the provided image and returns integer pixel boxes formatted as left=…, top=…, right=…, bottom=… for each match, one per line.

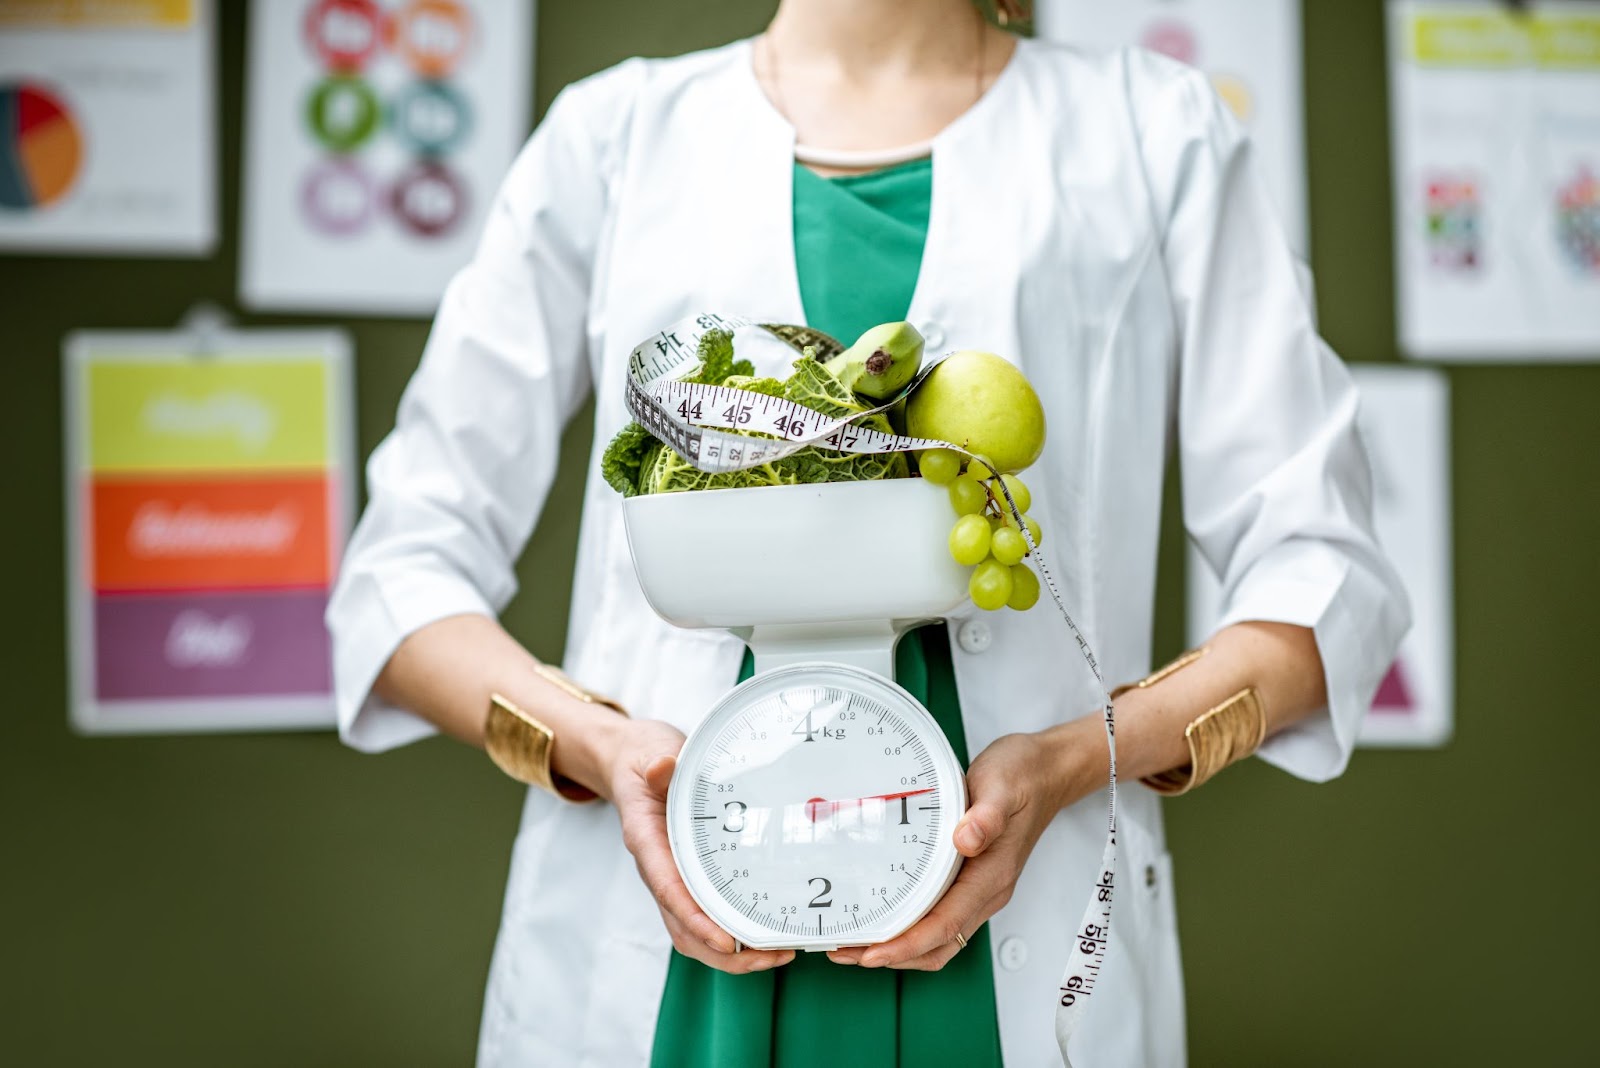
left=3, top=0, right=1597, bottom=1064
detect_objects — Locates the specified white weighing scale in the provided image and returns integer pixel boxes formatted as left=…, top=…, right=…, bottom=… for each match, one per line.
left=620, top=313, right=1118, bottom=1065
left=625, top=477, right=972, bottom=952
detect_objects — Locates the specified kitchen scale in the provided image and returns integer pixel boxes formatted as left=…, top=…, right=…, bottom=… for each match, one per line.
left=625, top=477, right=972, bottom=952
left=620, top=313, right=1117, bottom=1063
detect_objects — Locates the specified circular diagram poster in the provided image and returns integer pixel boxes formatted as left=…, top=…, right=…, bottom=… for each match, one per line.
left=240, top=0, right=533, bottom=315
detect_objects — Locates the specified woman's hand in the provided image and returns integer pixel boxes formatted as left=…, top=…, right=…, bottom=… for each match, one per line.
left=605, top=718, right=796, bottom=975
left=827, top=719, right=1105, bottom=971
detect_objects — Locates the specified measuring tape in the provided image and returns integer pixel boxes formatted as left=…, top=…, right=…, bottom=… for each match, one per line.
left=626, top=313, right=1119, bottom=1066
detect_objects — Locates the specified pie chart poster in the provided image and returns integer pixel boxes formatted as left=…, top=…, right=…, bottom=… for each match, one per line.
left=1186, top=365, right=1455, bottom=748
left=0, top=0, right=215, bottom=255
left=241, top=0, right=532, bottom=316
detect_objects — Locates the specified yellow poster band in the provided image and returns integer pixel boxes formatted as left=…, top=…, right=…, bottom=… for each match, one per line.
left=1410, top=11, right=1600, bottom=70
left=0, top=0, right=193, bottom=29
left=86, top=358, right=329, bottom=473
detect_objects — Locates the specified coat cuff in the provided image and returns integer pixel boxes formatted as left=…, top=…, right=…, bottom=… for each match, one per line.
left=1214, top=539, right=1407, bottom=783
left=327, top=565, right=497, bottom=753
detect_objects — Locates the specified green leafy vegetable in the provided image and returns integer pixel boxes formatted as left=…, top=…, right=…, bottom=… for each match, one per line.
left=684, top=328, right=753, bottom=386
left=601, top=329, right=750, bottom=497
left=600, top=421, right=654, bottom=497
left=722, top=374, right=785, bottom=397
left=602, top=328, right=908, bottom=498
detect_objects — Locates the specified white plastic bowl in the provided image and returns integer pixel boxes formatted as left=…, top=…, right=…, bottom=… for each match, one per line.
left=623, top=478, right=970, bottom=631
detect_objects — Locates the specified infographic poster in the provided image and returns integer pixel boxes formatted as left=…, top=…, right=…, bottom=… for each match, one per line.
left=1187, top=366, right=1454, bottom=748
left=64, top=329, right=354, bottom=734
left=1389, top=1, right=1600, bottom=359
left=1034, top=0, right=1309, bottom=256
left=0, top=0, right=215, bottom=254
left=241, top=0, right=533, bottom=315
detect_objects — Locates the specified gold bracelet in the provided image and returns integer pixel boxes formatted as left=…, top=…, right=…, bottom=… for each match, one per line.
left=1111, top=648, right=1269, bottom=796
left=1139, top=687, right=1267, bottom=796
left=484, top=667, right=626, bottom=801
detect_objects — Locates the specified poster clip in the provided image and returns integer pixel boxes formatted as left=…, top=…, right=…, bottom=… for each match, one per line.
left=177, top=303, right=233, bottom=360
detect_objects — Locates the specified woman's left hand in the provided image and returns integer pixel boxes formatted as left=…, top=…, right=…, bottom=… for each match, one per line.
left=827, top=720, right=1102, bottom=971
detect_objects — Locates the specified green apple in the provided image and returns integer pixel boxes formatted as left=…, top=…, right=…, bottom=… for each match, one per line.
left=904, top=350, right=1046, bottom=474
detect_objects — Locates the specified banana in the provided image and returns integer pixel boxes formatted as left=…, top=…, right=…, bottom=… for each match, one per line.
left=822, top=321, right=925, bottom=401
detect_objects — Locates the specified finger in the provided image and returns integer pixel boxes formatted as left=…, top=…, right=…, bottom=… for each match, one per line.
left=886, top=892, right=1009, bottom=971
left=859, top=854, right=1014, bottom=967
left=952, top=793, right=1018, bottom=858
left=641, top=752, right=677, bottom=800
left=621, top=800, right=738, bottom=954
left=888, top=940, right=963, bottom=972
left=659, top=907, right=795, bottom=974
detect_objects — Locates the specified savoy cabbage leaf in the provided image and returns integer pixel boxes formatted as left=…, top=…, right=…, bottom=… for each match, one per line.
left=684, top=328, right=753, bottom=386
left=600, top=329, right=753, bottom=497
left=602, top=337, right=905, bottom=498
left=600, top=421, right=655, bottom=497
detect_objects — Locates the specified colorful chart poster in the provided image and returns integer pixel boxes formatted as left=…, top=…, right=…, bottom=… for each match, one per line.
left=1389, top=1, right=1600, bottom=359
left=1186, top=365, right=1454, bottom=747
left=1034, top=0, right=1309, bottom=255
left=0, top=0, right=215, bottom=254
left=240, top=0, right=533, bottom=315
left=64, top=329, right=354, bottom=734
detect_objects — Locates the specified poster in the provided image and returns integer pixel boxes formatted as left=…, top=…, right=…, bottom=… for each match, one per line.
left=1389, top=1, right=1600, bottom=359
left=0, top=0, right=215, bottom=254
left=1034, top=0, right=1309, bottom=255
left=64, top=328, right=354, bottom=734
left=241, top=0, right=533, bottom=315
left=1186, top=365, right=1454, bottom=747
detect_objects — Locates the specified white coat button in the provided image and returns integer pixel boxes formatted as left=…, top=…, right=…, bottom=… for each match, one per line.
left=998, top=937, right=1028, bottom=971
left=956, top=620, right=991, bottom=654
left=920, top=321, right=946, bottom=349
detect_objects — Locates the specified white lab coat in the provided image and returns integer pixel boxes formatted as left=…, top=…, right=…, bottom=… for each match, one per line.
left=326, top=36, right=1409, bottom=1068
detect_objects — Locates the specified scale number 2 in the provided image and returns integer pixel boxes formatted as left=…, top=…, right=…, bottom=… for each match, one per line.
left=808, top=877, right=832, bottom=908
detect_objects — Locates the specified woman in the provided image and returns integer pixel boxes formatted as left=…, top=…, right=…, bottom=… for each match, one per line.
left=326, top=0, right=1409, bottom=1064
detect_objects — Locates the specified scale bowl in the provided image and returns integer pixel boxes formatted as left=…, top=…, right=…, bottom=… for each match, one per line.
left=623, top=479, right=970, bottom=630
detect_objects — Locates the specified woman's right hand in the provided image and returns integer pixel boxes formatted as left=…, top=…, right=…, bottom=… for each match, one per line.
left=604, top=718, right=796, bottom=975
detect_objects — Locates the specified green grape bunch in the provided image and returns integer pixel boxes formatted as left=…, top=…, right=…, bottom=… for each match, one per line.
left=923, top=448, right=1043, bottom=613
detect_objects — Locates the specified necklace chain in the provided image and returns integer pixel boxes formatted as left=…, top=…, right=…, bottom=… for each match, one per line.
left=761, top=10, right=987, bottom=155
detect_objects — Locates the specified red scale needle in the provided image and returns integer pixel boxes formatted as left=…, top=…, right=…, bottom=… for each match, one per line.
left=803, top=787, right=934, bottom=822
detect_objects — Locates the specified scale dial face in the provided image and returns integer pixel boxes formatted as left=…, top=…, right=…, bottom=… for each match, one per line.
left=666, top=663, right=967, bottom=951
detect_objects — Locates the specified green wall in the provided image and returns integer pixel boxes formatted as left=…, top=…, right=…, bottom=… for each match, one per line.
left=3, top=2, right=1594, bottom=1064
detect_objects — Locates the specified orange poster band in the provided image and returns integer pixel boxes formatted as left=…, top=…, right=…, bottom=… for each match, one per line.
left=91, top=474, right=332, bottom=592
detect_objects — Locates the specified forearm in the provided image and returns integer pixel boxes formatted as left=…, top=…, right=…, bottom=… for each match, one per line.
left=372, top=613, right=627, bottom=796
left=1036, top=621, right=1327, bottom=808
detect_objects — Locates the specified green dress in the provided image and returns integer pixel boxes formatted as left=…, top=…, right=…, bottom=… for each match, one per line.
left=649, top=158, right=1005, bottom=1067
